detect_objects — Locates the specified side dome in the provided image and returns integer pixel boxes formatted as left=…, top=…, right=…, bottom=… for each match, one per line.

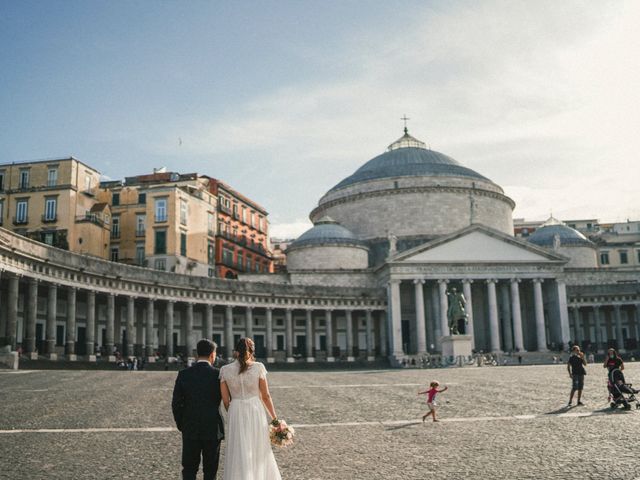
left=527, top=217, right=597, bottom=268
left=286, top=217, right=369, bottom=271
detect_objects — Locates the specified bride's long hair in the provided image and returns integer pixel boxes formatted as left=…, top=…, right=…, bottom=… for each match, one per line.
left=235, top=337, right=255, bottom=374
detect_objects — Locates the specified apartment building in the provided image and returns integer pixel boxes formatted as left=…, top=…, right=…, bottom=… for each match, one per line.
left=0, top=157, right=110, bottom=258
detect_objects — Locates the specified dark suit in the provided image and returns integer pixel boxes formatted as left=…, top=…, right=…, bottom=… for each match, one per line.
left=172, top=361, right=224, bottom=480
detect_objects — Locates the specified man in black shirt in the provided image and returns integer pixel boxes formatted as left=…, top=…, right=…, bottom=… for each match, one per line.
left=567, top=345, right=587, bottom=406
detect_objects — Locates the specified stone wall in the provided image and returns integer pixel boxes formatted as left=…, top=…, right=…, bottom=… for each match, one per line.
left=287, top=245, right=369, bottom=271
left=557, top=246, right=598, bottom=269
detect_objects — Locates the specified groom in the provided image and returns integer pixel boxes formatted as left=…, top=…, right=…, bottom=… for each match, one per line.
left=172, top=339, right=224, bottom=480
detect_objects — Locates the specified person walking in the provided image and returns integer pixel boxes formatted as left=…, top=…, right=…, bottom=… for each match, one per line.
left=567, top=345, right=587, bottom=406
left=418, top=381, right=448, bottom=422
left=172, top=339, right=224, bottom=480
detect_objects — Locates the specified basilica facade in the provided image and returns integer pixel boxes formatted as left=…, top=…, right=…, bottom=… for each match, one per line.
left=0, top=129, right=638, bottom=365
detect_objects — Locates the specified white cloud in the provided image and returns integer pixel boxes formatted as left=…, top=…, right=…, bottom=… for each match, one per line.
left=153, top=0, right=640, bottom=224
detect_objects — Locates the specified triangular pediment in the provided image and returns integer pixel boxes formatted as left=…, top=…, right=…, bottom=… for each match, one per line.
left=392, top=225, right=567, bottom=264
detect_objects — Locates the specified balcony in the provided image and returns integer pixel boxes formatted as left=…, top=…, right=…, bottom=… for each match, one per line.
left=41, top=214, right=57, bottom=223
left=111, top=231, right=120, bottom=239
left=155, top=215, right=168, bottom=223
left=218, top=204, right=231, bottom=215
left=135, top=229, right=146, bottom=237
left=75, top=214, right=105, bottom=227
left=13, top=216, right=28, bottom=225
left=216, top=231, right=271, bottom=257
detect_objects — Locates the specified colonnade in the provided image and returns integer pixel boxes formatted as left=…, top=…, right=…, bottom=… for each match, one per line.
left=569, top=303, right=640, bottom=353
left=0, top=273, right=387, bottom=362
left=388, top=276, right=570, bottom=355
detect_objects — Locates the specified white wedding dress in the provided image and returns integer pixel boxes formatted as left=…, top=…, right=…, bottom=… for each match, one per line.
left=220, top=361, right=282, bottom=480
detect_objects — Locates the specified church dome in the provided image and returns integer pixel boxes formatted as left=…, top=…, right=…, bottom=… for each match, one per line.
left=527, top=217, right=593, bottom=247
left=329, top=131, right=492, bottom=192
left=287, top=216, right=366, bottom=250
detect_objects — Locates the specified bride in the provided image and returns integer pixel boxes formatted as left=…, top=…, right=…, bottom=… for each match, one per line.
left=220, top=337, right=282, bottom=480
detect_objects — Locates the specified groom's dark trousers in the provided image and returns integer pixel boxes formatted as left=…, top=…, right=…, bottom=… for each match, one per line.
left=172, top=361, right=225, bottom=480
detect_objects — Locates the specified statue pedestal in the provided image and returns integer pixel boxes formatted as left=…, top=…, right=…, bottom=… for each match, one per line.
left=441, top=335, right=473, bottom=360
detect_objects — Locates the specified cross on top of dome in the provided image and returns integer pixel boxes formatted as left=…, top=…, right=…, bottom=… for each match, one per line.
left=388, top=115, right=427, bottom=151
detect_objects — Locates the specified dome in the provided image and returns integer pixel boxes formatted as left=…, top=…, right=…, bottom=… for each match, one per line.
left=287, top=216, right=367, bottom=250
left=329, top=131, right=492, bottom=192
left=527, top=217, right=593, bottom=247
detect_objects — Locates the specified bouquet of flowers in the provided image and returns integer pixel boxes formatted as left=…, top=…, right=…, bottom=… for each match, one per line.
left=269, top=418, right=295, bottom=447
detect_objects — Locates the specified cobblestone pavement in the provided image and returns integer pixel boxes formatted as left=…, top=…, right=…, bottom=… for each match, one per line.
left=1, top=363, right=640, bottom=479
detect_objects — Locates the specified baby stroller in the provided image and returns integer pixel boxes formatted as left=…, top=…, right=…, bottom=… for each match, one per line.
left=608, top=368, right=640, bottom=410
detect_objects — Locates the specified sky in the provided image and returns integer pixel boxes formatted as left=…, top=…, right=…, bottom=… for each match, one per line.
left=1, top=0, right=639, bottom=239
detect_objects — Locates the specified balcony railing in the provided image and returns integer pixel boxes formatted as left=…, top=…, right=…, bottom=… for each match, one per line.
left=41, top=214, right=57, bottom=223
left=218, top=204, right=231, bottom=215
left=155, top=215, right=168, bottom=223
left=135, top=229, right=146, bottom=237
left=216, top=231, right=271, bottom=257
left=13, top=216, right=28, bottom=225
left=111, top=231, right=120, bottom=239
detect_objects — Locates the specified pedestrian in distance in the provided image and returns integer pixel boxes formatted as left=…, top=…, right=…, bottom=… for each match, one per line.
left=418, top=381, right=448, bottom=422
left=604, top=348, right=624, bottom=372
left=567, top=345, right=587, bottom=407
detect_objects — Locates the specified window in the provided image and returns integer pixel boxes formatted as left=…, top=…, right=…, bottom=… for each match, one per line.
left=138, top=192, right=146, bottom=204
left=246, top=256, right=252, bottom=271
left=255, top=262, right=260, bottom=273
left=154, top=229, right=167, bottom=254
left=85, top=174, right=92, bottom=191
left=155, top=198, right=167, bottom=222
left=111, top=215, right=120, bottom=239
left=258, top=216, right=264, bottom=232
left=250, top=211, right=256, bottom=228
left=237, top=250, right=243, bottom=268
left=47, top=168, right=58, bottom=187
left=136, top=214, right=146, bottom=236
left=43, top=232, right=54, bottom=245
left=135, top=244, right=145, bottom=266
left=620, top=251, right=628, bottom=264
left=242, top=207, right=247, bottom=224
left=637, top=250, right=640, bottom=264
left=44, top=197, right=57, bottom=221
left=233, top=203, right=238, bottom=219
left=0, top=171, right=5, bottom=190
left=180, top=232, right=187, bottom=256
left=15, top=199, right=28, bottom=223
left=207, top=242, right=215, bottom=265
left=19, top=169, right=29, bottom=189
left=180, top=199, right=188, bottom=226
left=154, top=258, right=166, bottom=271
left=222, top=248, right=233, bottom=264
left=112, top=193, right=120, bottom=206
left=0, top=200, right=4, bottom=225
left=110, top=247, right=119, bottom=262
left=600, top=252, right=610, bottom=265
left=208, top=213, right=215, bottom=236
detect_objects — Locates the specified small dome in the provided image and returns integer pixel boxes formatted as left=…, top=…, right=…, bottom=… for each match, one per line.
left=527, top=217, right=593, bottom=247
left=287, top=217, right=367, bottom=250
left=328, top=130, right=492, bottom=192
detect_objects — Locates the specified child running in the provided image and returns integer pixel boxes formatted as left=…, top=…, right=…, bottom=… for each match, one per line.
left=418, top=381, right=448, bottom=422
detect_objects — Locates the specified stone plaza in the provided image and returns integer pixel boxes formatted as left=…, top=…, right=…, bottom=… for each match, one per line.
left=2, top=363, right=640, bottom=479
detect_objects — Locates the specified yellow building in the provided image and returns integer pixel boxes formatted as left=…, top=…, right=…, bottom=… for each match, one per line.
left=98, top=171, right=218, bottom=276
left=0, top=157, right=110, bottom=258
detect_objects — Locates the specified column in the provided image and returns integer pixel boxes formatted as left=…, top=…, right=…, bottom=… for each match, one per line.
left=65, top=287, right=77, bottom=357
left=145, top=298, right=154, bottom=358
left=185, top=303, right=194, bottom=357
left=593, top=305, right=603, bottom=353
left=486, top=279, right=501, bottom=353
left=265, top=308, right=274, bottom=361
left=365, top=309, right=374, bottom=360
left=345, top=309, right=354, bottom=361
left=285, top=308, right=294, bottom=362
left=572, top=306, right=582, bottom=346
left=635, top=304, right=640, bottom=345
left=46, top=284, right=58, bottom=356
left=245, top=307, right=254, bottom=339
left=165, top=301, right=175, bottom=357
left=204, top=304, right=213, bottom=342
left=510, top=279, right=525, bottom=352
left=388, top=279, right=403, bottom=357
left=556, top=280, right=571, bottom=351
left=429, top=283, right=439, bottom=351
left=106, top=293, right=115, bottom=357
left=22, top=278, right=37, bottom=355
left=86, top=290, right=96, bottom=356
left=125, top=297, right=135, bottom=357
left=325, top=309, right=334, bottom=361
left=136, top=306, right=145, bottom=356
left=378, top=310, right=388, bottom=356
left=438, top=280, right=449, bottom=337
left=224, top=305, right=234, bottom=359
left=413, top=279, right=427, bottom=355
left=462, top=279, right=475, bottom=349
left=6, top=275, right=19, bottom=350
left=613, top=304, right=624, bottom=352
left=499, top=282, right=513, bottom=352
left=532, top=279, right=548, bottom=352
left=305, top=309, right=314, bottom=362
